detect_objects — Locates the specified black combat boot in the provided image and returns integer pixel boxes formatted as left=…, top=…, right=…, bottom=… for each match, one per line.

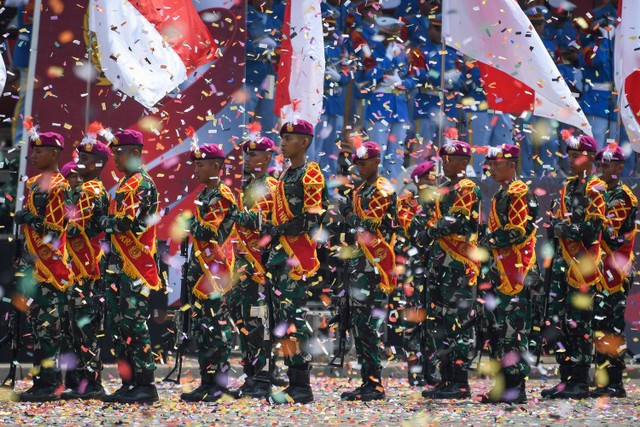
left=62, top=370, right=106, bottom=400
left=591, top=366, right=626, bottom=398
left=244, top=370, right=273, bottom=399
left=557, top=365, right=590, bottom=399
left=343, top=367, right=386, bottom=401
left=181, top=373, right=214, bottom=402
left=424, top=358, right=440, bottom=386
left=19, top=369, right=61, bottom=402
left=102, top=377, right=134, bottom=403
left=116, top=370, right=159, bottom=404
left=478, top=372, right=527, bottom=404
left=422, top=363, right=450, bottom=399
left=432, top=365, right=471, bottom=399
left=203, top=370, right=242, bottom=402
left=268, top=365, right=314, bottom=404
left=341, top=368, right=368, bottom=400
left=541, top=364, right=572, bottom=399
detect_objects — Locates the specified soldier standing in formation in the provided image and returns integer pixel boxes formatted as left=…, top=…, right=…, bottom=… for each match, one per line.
left=592, top=143, right=637, bottom=398
left=340, top=141, right=397, bottom=401
left=62, top=125, right=112, bottom=400
left=180, top=141, right=239, bottom=403
left=14, top=121, right=72, bottom=402
left=477, top=144, right=538, bottom=404
left=101, top=130, right=162, bottom=404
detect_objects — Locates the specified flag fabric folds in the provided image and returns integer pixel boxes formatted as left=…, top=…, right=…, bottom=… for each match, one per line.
left=88, top=0, right=217, bottom=109
left=274, top=0, right=325, bottom=125
left=443, top=0, right=592, bottom=136
left=615, top=0, right=640, bottom=150
left=0, top=52, right=5, bottom=95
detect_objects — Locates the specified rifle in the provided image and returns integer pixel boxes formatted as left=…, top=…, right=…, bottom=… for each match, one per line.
left=163, top=236, right=191, bottom=383
left=2, top=229, right=23, bottom=388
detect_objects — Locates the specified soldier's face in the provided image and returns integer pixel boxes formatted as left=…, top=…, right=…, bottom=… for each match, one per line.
left=194, top=159, right=221, bottom=184
left=442, top=155, right=468, bottom=179
left=487, top=159, right=515, bottom=183
left=30, top=146, right=59, bottom=171
left=244, top=150, right=272, bottom=175
left=67, top=172, right=83, bottom=190
left=77, top=152, right=105, bottom=178
left=354, top=156, right=380, bottom=181
left=568, top=150, right=593, bottom=176
left=416, top=172, right=436, bottom=188
left=596, top=160, right=624, bottom=186
left=280, top=134, right=309, bottom=159
left=113, top=147, right=140, bottom=173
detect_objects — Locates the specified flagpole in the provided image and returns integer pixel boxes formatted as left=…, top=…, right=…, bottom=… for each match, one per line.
left=436, top=34, right=446, bottom=182
left=14, top=0, right=43, bottom=232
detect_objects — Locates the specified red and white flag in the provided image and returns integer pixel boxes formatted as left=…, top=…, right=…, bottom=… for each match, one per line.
left=615, top=0, right=640, bottom=150
left=0, top=53, right=5, bottom=95
left=274, top=0, right=325, bottom=125
left=443, top=0, right=592, bottom=135
left=89, top=0, right=217, bottom=109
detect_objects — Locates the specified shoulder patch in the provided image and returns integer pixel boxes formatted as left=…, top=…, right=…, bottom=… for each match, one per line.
left=587, top=176, right=607, bottom=194
left=219, top=183, right=237, bottom=205
left=507, top=180, right=528, bottom=196
left=621, top=184, right=638, bottom=208
left=303, top=161, right=325, bottom=186
left=375, top=177, right=395, bottom=197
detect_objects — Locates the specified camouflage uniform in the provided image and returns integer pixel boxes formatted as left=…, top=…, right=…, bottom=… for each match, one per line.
left=102, top=170, right=161, bottom=383
left=542, top=174, right=606, bottom=399
left=228, top=173, right=277, bottom=382
left=17, top=172, right=72, bottom=391
left=347, top=177, right=397, bottom=380
left=593, top=182, right=637, bottom=392
left=481, top=180, right=539, bottom=378
left=65, top=178, right=110, bottom=386
left=185, top=182, right=237, bottom=385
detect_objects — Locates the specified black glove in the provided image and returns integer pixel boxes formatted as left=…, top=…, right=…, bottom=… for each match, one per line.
left=14, top=209, right=29, bottom=225
left=263, top=223, right=282, bottom=238
left=553, top=219, right=570, bottom=238
left=99, top=215, right=113, bottom=232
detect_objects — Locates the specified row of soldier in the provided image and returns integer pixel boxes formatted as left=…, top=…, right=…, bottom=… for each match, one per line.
left=11, top=115, right=636, bottom=406
left=247, top=0, right=632, bottom=179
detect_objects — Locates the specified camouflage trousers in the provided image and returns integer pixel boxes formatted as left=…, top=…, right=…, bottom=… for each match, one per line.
left=546, top=256, right=594, bottom=367
left=104, top=271, right=156, bottom=377
left=64, top=279, right=103, bottom=381
left=17, top=265, right=66, bottom=378
left=186, top=259, right=233, bottom=376
left=425, top=264, right=477, bottom=368
left=227, top=257, right=268, bottom=375
left=268, top=262, right=312, bottom=368
left=484, top=289, right=532, bottom=376
left=593, top=286, right=628, bottom=369
left=348, top=254, right=387, bottom=373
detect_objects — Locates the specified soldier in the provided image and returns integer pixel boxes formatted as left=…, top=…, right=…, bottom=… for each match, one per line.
left=541, top=134, right=607, bottom=400
left=397, top=161, right=439, bottom=387
left=477, top=144, right=538, bottom=404
left=592, top=143, right=637, bottom=398
left=264, top=119, right=326, bottom=405
left=340, top=141, right=397, bottom=401
left=101, top=130, right=162, bottom=404
left=180, top=141, right=239, bottom=403
left=229, top=126, right=278, bottom=398
left=421, top=129, right=481, bottom=400
left=60, top=162, right=82, bottom=191
left=61, top=125, right=112, bottom=400
left=14, top=119, right=72, bottom=402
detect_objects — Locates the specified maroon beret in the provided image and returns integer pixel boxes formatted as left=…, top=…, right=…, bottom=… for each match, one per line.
left=439, top=140, right=472, bottom=157
left=60, top=161, right=79, bottom=178
left=190, top=143, right=225, bottom=161
left=280, top=119, right=314, bottom=137
left=564, top=132, right=598, bottom=153
left=595, top=143, right=625, bottom=162
left=78, top=140, right=111, bottom=159
left=411, top=161, right=436, bottom=181
left=486, top=144, right=521, bottom=161
left=30, top=132, right=65, bottom=150
left=112, top=129, right=144, bottom=147
left=352, top=141, right=381, bottom=161
left=243, top=136, right=276, bottom=152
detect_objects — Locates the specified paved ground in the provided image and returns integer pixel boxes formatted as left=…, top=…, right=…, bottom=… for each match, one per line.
left=0, top=360, right=639, bottom=426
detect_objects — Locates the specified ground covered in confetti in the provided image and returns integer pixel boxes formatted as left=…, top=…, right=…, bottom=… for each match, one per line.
left=0, top=374, right=639, bottom=426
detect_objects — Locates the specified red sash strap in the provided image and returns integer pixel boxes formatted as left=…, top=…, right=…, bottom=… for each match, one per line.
left=397, top=192, right=420, bottom=234
left=67, top=234, right=101, bottom=280
left=111, top=227, right=161, bottom=290
left=434, top=179, right=479, bottom=286
left=487, top=181, right=536, bottom=296
left=271, top=163, right=324, bottom=280
left=557, top=176, right=606, bottom=289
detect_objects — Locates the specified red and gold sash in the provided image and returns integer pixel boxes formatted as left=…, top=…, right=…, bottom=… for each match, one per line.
left=192, top=184, right=236, bottom=299
left=354, top=178, right=397, bottom=294
left=397, top=191, right=420, bottom=234
left=487, top=181, right=536, bottom=296
left=600, top=185, right=637, bottom=293
left=271, top=163, right=323, bottom=280
left=557, top=176, right=606, bottom=289
left=23, top=173, right=73, bottom=291
left=434, top=179, right=479, bottom=286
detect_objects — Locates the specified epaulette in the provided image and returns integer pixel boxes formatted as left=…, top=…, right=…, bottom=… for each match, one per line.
left=265, top=175, right=278, bottom=191
left=26, top=174, right=40, bottom=187
left=82, top=180, right=105, bottom=195
left=620, top=184, right=638, bottom=208
left=118, top=173, right=143, bottom=193
left=375, top=177, right=395, bottom=197
left=219, top=183, right=237, bottom=205
left=457, top=178, right=476, bottom=190
left=51, top=172, right=69, bottom=190
left=586, top=175, right=607, bottom=195
left=303, top=162, right=325, bottom=186
left=507, top=180, right=528, bottom=197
